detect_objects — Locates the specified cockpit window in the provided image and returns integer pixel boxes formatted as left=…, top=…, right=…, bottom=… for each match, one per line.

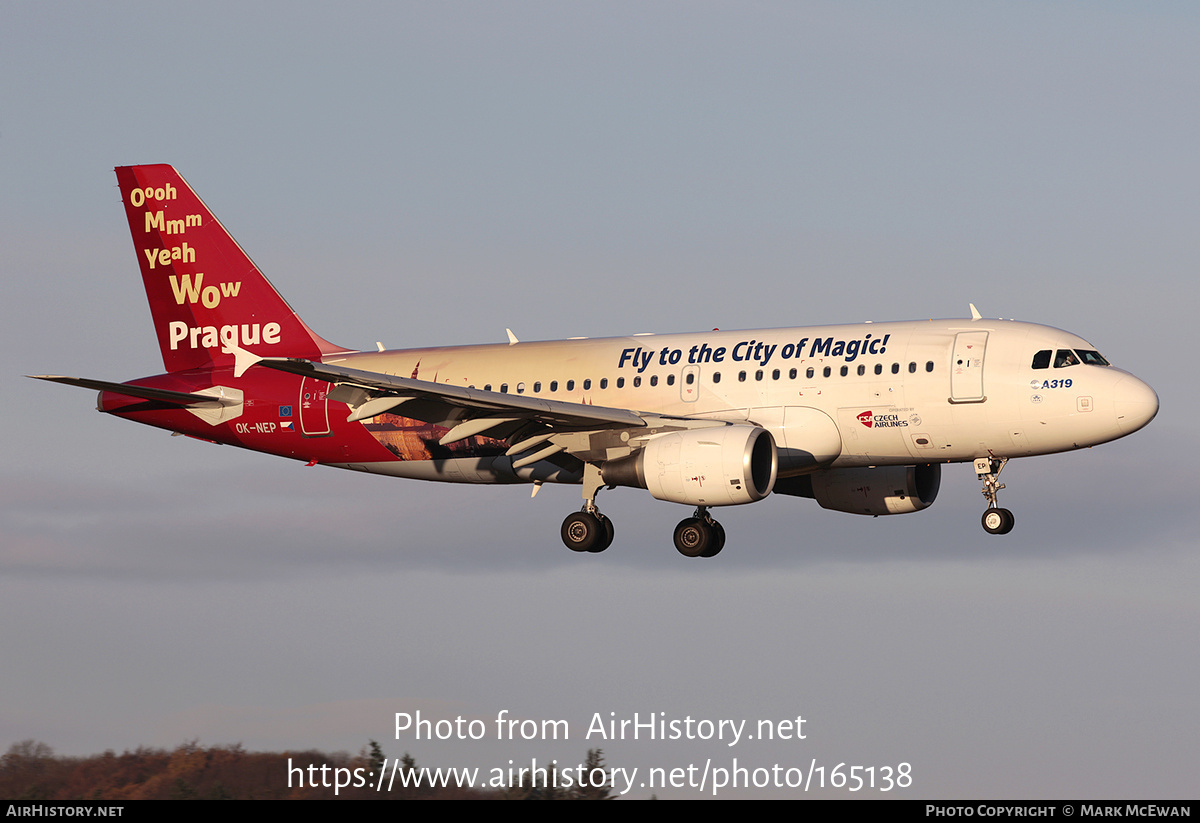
left=1032, top=350, right=1051, bottom=370
left=1075, top=349, right=1109, bottom=366
left=1054, top=349, right=1078, bottom=368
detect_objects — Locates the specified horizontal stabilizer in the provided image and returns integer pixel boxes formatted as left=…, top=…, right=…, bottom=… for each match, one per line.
left=29, top=375, right=243, bottom=426
left=29, top=375, right=219, bottom=406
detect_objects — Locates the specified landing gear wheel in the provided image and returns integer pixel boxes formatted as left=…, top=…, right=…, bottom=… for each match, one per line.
left=562, top=511, right=604, bottom=552
left=593, top=513, right=615, bottom=553
left=981, top=507, right=1015, bottom=535
left=700, top=521, right=725, bottom=557
left=673, top=517, right=712, bottom=558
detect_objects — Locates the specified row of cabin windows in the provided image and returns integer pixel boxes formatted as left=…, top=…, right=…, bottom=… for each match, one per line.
left=476, top=361, right=937, bottom=394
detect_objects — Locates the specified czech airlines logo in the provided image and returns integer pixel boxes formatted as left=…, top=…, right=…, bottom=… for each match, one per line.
left=857, top=410, right=909, bottom=429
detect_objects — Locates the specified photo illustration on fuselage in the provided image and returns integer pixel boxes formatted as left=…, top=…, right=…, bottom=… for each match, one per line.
left=32, top=165, right=1160, bottom=557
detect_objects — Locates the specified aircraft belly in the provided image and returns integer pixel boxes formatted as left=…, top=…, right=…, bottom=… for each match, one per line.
left=334, top=457, right=581, bottom=485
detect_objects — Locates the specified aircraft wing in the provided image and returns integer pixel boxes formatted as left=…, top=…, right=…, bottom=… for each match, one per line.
left=250, top=355, right=712, bottom=469
left=257, top=357, right=647, bottom=428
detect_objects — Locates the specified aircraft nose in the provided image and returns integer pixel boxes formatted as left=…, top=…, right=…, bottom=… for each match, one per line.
left=1113, top=375, right=1159, bottom=435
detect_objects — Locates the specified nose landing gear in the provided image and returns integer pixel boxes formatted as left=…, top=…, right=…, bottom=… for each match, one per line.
left=976, top=456, right=1014, bottom=535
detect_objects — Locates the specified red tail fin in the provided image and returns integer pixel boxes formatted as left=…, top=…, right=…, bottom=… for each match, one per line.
left=115, top=165, right=348, bottom=373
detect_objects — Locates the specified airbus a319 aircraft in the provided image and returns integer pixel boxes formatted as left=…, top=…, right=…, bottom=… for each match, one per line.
left=34, top=165, right=1159, bottom=557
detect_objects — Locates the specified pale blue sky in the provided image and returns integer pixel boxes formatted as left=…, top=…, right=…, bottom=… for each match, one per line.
left=2, top=1, right=1195, bottom=798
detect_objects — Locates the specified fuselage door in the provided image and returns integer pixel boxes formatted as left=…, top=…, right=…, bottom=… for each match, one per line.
left=299, top=376, right=332, bottom=436
left=680, top=366, right=700, bottom=403
left=950, top=331, right=988, bottom=402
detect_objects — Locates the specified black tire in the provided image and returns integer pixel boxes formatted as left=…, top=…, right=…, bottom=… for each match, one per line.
left=997, top=507, right=1015, bottom=534
left=562, top=511, right=603, bottom=552
left=982, top=507, right=1015, bottom=535
left=591, top=513, right=615, bottom=553
left=700, top=521, right=725, bottom=557
left=673, top=517, right=711, bottom=558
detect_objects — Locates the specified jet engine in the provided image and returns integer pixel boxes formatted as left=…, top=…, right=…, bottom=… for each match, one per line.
left=603, top=425, right=777, bottom=507
left=774, top=463, right=941, bottom=515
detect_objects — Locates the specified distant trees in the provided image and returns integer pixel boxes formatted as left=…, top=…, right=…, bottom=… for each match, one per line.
left=0, top=740, right=615, bottom=800
left=503, top=748, right=613, bottom=800
left=575, top=748, right=613, bottom=800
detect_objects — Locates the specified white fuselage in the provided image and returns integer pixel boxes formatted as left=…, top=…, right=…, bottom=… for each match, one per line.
left=322, top=318, right=1158, bottom=484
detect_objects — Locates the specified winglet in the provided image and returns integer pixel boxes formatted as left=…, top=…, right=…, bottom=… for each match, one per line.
left=506, top=328, right=519, bottom=345
left=969, top=303, right=982, bottom=321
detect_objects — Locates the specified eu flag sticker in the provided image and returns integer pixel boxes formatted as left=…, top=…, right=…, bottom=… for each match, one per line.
left=279, top=405, right=293, bottom=417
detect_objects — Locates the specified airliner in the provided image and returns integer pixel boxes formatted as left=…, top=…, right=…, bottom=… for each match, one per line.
left=33, top=165, right=1159, bottom=557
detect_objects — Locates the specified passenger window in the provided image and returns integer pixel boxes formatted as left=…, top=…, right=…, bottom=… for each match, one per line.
left=600, top=378, right=608, bottom=389
left=840, top=366, right=848, bottom=377
left=533, top=381, right=541, bottom=393
left=549, top=380, right=558, bottom=392
left=823, top=366, right=831, bottom=378
left=583, top=378, right=591, bottom=390
left=789, top=368, right=797, bottom=379
left=857, top=365, right=865, bottom=376
left=617, top=377, right=625, bottom=388
left=713, top=372, right=721, bottom=384
left=500, top=383, right=509, bottom=393
left=1032, top=350, right=1051, bottom=370
left=738, top=371, right=747, bottom=382
left=772, top=369, right=780, bottom=380
left=908, top=362, right=916, bottom=373
left=686, top=373, right=695, bottom=385
left=891, top=363, right=899, bottom=374
left=516, top=382, right=525, bottom=394
left=755, top=370, right=764, bottom=381
left=925, top=361, right=934, bottom=372
left=666, top=374, right=675, bottom=386
left=566, top=379, right=575, bottom=391
left=874, top=363, right=882, bottom=375
left=633, top=376, right=641, bottom=388
left=806, top=367, right=814, bottom=379
left=650, top=375, right=658, bottom=386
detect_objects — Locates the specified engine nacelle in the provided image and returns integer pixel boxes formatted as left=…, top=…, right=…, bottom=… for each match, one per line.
left=774, top=463, right=941, bottom=515
left=603, top=425, right=778, bottom=507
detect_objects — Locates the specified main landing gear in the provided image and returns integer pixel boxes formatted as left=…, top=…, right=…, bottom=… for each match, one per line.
left=557, top=464, right=727, bottom=557
left=560, top=510, right=614, bottom=553
left=975, top=456, right=1014, bottom=535
left=673, top=508, right=725, bottom=558
left=560, top=464, right=615, bottom=553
